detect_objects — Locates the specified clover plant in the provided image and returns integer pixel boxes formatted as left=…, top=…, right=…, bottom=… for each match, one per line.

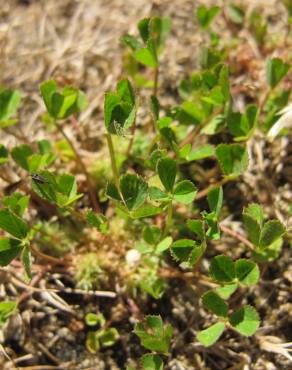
left=0, top=8, right=290, bottom=369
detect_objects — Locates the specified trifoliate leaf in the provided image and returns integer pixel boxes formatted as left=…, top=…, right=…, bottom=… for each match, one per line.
left=134, top=315, right=173, bottom=355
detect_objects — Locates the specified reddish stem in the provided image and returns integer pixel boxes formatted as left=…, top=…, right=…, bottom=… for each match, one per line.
left=219, top=224, right=254, bottom=251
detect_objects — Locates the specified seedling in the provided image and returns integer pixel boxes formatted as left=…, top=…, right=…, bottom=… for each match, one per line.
left=196, top=254, right=261, bottom=346
left=85, top=312, right=119, bottom=353
left=132, top=315, right=173, bottom=369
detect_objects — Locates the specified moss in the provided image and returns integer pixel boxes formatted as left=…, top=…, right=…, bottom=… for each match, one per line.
left=75, top=253, right=103, bottom=291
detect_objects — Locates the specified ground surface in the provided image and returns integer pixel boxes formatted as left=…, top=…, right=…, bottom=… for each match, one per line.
left=0, top=0, right=291, bottom=369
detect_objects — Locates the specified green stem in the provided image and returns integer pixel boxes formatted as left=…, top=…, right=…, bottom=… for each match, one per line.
left=106, top=133, right=119, bottom=189
left=126, top=117, right=136, bottom=157
left=153, top=66, right=159, bottom=98
left=164, top=202, right=173, bottom=236
left=259, top=88, right=272, bottom=113
left=146, top=134, right=160, bottom=156
left=55, top=120, right=100, bottom=212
